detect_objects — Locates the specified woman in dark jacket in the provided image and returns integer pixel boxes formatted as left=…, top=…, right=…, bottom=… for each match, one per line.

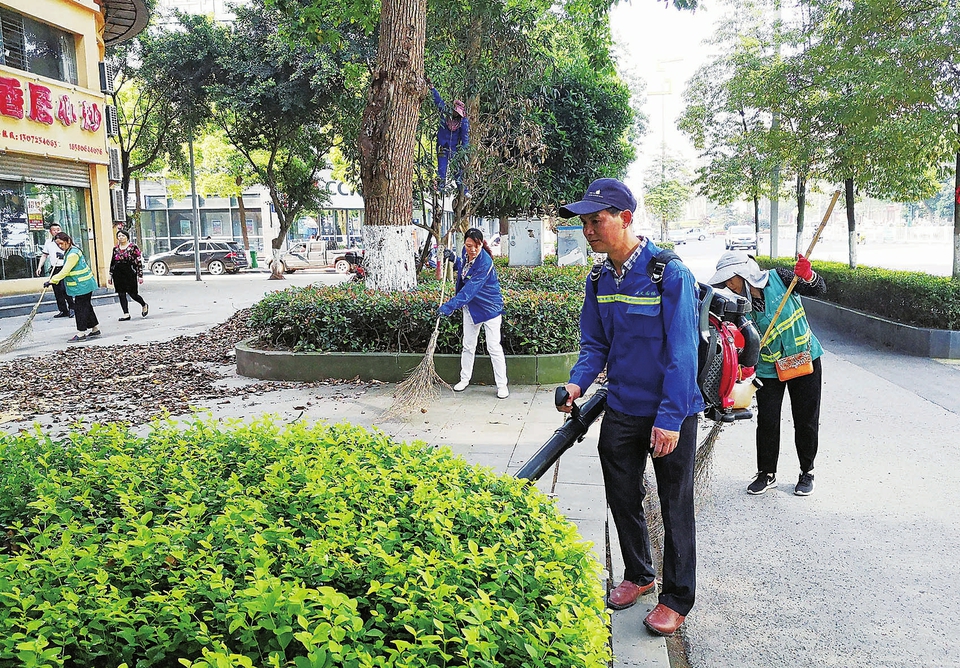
left=108, top=229, right=148, bottom=321
left=439, top=228, right=508, bottom=398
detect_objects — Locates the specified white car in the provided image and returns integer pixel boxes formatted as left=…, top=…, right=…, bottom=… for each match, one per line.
left=670, top=227, right=707, bottom=244
left=725, top=225, right=758, bottom=251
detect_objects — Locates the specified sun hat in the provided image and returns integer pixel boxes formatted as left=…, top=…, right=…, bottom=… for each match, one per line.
left=453, top=100, right=465, bottom=116
left=558, top=178, right=637, bottom=218
left=708, top=251, right=769, bottom=288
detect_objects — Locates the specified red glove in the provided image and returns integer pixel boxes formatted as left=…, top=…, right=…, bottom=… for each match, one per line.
left=794, top=254, right=813, bottom=281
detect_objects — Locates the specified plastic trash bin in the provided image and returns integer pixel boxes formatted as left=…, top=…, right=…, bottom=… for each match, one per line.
left=250, top=250, right=258, bottom=268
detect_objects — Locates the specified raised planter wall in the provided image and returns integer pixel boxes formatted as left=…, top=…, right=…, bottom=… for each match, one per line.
left=236, top=339, right=579, bottom=385
left=804, top=298, right=960, bottom=359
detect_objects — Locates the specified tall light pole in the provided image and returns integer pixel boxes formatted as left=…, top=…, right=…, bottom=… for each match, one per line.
left=188, top=135, right=202, bottom=281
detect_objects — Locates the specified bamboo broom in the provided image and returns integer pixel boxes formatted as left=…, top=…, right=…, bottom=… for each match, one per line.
left=381, top=252, right=453, bottom=419
left=0, top=286, right=50, bottom=355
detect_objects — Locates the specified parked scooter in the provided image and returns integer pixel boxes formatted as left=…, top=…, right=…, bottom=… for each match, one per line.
left=345, top=250, right=365, bottom=282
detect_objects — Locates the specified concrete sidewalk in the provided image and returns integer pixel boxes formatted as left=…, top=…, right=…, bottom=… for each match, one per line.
left=6, top=273, right=960, bottom=666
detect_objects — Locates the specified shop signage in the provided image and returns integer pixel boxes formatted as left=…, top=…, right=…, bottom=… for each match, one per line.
left=0, top=69, right=109, bottom=165
left=27, top=198, right=44, bottom=230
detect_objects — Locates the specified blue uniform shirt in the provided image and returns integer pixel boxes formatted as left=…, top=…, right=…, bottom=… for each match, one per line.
left=569, top=241, right=705, bottom=431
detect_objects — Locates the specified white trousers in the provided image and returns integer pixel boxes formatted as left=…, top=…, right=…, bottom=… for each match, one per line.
left=461, top=308, right=508, bottom=389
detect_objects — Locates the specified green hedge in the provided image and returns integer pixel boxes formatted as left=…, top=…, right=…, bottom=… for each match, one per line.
left=0, top=418, right=610, bottom=667
left=759, top=257, right=960, bottom=330
left=249, top=280, right=585, bottom=355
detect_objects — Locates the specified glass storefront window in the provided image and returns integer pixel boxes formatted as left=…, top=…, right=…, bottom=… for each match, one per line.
left=0, top=8, right=79, bottom=85
left=0, top=180, right=88, bottom=281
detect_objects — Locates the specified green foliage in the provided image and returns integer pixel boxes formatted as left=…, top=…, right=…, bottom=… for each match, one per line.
left=248, top=266, right=587, bottom=354
left=759, top=257, right=960, bottom=330
left=0, top=418, right=611, bottom=667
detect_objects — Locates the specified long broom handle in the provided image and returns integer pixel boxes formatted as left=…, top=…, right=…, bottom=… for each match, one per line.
left=759, top=189, right=841, bottom=348
left=432, top=236, right=453, bottom=335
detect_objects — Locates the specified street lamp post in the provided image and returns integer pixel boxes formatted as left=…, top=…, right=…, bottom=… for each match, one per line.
left=188, top=135, right=201, bottom=281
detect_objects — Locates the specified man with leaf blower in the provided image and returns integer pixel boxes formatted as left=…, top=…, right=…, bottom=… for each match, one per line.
left=557, top=178, right=704, bottom=637
left=708, top=251, right=826, bottom=496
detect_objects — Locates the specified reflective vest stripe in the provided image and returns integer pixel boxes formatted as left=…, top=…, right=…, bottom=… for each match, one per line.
left=596, top=294, right=661, bottom=305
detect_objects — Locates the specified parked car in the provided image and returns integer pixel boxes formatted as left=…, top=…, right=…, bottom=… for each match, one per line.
left=725, top=225, right=758, bottom=251
left=271, top=240, right=363, bottom=274
left=669, top=227, right=707, bottom=244
left=148, top=240, right=248, bottom=276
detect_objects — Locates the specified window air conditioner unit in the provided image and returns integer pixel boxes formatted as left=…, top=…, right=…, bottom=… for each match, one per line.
left=107, top=147, right=122, bottom=182
left=99, top=62, right=115, bottom=95
left=105, top=105, right=120, bottom=138
left=110, top=188, right=126, bottom=223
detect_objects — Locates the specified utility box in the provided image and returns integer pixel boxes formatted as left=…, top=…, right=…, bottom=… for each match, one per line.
left=508, top=218, right=543, bottom=266
left=556, top=225, right=589, bottom=266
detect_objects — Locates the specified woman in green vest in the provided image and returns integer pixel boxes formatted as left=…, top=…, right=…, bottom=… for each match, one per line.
left=45, top=232, right=102, bottom=343
left=709, top=251, right=826, bottom=497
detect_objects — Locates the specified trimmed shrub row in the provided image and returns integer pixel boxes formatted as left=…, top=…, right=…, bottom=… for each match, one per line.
left=249, top=279, right=586, bottom=356
left=0, top=418, right=610, bottom=667
left=759, top=257, right=960, bottom=330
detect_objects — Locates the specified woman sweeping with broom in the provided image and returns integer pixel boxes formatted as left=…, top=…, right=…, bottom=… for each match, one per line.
left=438, top=228, right=509, bottom=399
left=708, top=251, right=826, bottom=496
left=45, top=232, right=102, bottom=343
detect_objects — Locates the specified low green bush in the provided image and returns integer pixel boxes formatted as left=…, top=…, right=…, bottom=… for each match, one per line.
left=249, top=282, right=584, bottom=355
left=759, top=257, right=960, bottom=330
left=0, top=418, right=610, bottom=667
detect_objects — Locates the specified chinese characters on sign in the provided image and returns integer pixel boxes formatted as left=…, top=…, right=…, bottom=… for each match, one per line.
left=0, top=76, right=101, bottom=131
left=0, top=73, right=107, bottom=161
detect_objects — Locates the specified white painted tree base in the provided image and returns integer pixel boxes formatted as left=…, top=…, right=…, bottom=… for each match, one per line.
left=363, top=225, right=418, bottom=292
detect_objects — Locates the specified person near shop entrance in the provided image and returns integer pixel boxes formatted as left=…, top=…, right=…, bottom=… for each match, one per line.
left=557, top=178, right=703, bottom=637
left=35, top=223, right=75, bottom=318
left=108, top=229, right=148, bottom=321
left=44, top=232, right=101, bottom=343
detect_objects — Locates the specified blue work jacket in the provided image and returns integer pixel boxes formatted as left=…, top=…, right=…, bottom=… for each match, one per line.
left=569, top=242, right=705, bottom=431
left=441, top=249, right=504, bottom=324
left=432, top=89, right=469, bottom=154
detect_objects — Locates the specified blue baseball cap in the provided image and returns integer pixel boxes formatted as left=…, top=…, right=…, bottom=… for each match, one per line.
left=558, top=178, right=637, bottom=218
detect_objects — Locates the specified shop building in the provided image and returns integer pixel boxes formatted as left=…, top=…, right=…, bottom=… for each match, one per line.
left=0, top=0, right=147, bottom=296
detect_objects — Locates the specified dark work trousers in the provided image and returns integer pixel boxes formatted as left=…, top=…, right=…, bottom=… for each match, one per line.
left=755, top=356, right=822, bottom=475
left=72, top=292, right=99, bottom=332
left=598, top=407, right=698, bottom=616
left=51, top=270, right=75, bottom=314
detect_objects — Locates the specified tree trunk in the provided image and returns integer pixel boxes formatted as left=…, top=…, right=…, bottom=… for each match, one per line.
left=134, top=178, right=144, bottom=251
left=953, top=148, right=960, bottom=279
left=237, top=175, right=250, bottom=252
left=358, top=0, right=427, bottom=292
left=753, top=195, right=760, bottom=241
left=795, top=174, right=806, bottom=257
left=845, top=177, right=857, bottom=269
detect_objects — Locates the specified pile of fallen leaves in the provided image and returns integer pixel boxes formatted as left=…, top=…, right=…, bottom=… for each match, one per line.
left=0, top=309, right=367, bottom=427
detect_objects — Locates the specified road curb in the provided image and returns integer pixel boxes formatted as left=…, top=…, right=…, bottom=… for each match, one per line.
left=235, top=338, right=578, bottom=385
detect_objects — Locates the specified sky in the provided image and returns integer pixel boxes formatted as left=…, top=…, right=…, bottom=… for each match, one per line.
left=608, top=1, right=727, bottom=192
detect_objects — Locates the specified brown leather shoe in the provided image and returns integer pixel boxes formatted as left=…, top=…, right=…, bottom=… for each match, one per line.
left=607, top=579, right=656, bottom=610
left=643, top=603, right=686, bottom=636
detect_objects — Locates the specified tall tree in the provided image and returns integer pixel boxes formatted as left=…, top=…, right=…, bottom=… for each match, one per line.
left=273, top=0, right=695, bottom=290
left=679, top=20, right=774, bottom=237
left=644, top=154, right=692, bottom=239
left=106, top=34, right=187, bottom=234
left=155, top=6, right=349, bottom=277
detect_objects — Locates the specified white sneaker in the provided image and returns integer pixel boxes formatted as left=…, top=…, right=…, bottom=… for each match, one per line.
left=454, top=380, right=469, bottom=392
left=497, top=387, right=510, bottom=399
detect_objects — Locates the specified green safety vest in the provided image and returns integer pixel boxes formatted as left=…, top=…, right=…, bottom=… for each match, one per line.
left=61, top=247, right=99, bottom=297
left=751, top=270, right=823, bottom=379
